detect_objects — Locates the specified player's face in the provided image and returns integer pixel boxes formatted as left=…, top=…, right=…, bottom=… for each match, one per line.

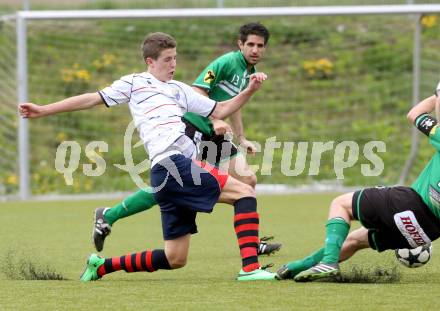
left=147, top=48, right=177, bottom=82
left=238, top=34, right=266, bottom=66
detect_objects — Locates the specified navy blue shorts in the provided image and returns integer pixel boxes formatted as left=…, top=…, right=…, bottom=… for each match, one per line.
left=151, top=154, right=228, bottom=240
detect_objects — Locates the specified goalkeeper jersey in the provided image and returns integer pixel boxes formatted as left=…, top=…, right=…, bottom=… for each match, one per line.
left=411, top=121, right=440, bottom=220
left=183, top=50, right=256, bottom=136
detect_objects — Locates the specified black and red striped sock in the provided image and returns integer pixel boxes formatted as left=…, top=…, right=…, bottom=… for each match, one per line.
left=234, top=196, right=260, bottom=272
left=97, top=249, right=171, bottom=277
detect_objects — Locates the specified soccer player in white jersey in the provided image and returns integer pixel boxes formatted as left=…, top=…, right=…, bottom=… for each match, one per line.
left=91, top=22, right=280, bottom=258
left=19, top=32, right=276, bottom=281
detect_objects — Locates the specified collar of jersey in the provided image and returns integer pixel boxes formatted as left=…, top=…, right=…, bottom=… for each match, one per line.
left=237, top=51, right=256, bottom=74
left=142, top=71, right=172, bottom=84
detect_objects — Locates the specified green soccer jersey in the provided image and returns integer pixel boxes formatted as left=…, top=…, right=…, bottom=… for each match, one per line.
left=183, top=50, right=256, bottom=136
left=411, top=124, right=440, bottom=220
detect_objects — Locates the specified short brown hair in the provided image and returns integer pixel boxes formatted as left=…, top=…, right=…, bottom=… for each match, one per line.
left=141, top=32, right=177, bottom=60
left=239, top=22, right=270, bottom=45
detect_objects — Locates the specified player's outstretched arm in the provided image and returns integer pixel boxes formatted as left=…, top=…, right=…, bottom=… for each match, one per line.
left=211, top=72, right=267, bottom=120
left=407, top=95, right=437, bottom=124
left=19, top=92, right=103, bottom=119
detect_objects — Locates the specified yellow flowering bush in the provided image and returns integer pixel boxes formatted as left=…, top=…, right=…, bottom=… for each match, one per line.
left=302, top=57, right=334, bottom=79
left=421, top=15, right=438, bottom=28
left=92, top=53, right=117, bottom=72
left=61, top=63, right=92, bottom=96
left=6, top=174, right=17, bottom=186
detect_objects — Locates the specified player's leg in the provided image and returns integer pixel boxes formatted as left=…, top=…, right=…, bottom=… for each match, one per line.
left=219, top=152, right=257, bottom=189
left=79, top=237, right=179, bottom=282
left=163, top=234, right=191, bottom=268
left=294, top=193, right=354, bottom=281
left=217, top=145, right=281, bottom=256
left=320, top=192, right=354, bottom=263
left=339, top=226, right=370, bottom=262
left=292, top=192, right=354, bottom=282
left=92, top=135, right=198, bottom=252
left=81, top=203, right=193, bottom=282
left=217, top=176, right=276, bottom=281
left=92, top=187, right=157, bottom=252
left=276, top=248, right=324, bottom=280
left=277, top=226, right=370, bottom=280
left=103, top=188, right=157, bottom=225
left=294, top=187, right=430, bottom=282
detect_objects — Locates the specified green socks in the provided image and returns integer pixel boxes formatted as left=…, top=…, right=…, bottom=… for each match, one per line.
left=285, top=248, right=325, bottom=277
left=104, top=188, right=157, bottom=226
left=282, top=218, right=349, bottom=278
left=321, top=217, right=350, bottom=264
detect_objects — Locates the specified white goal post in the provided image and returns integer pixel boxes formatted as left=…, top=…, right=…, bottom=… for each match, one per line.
left=11, top=4, right=440, bottom=199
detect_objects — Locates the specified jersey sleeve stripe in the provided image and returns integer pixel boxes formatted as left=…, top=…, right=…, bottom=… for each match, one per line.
left=110, top=86, right=130, bottom=99
left=119, top=79, right=133, bottom=85
left=99, top=91, right=121, bottom=107
left=218, top=83, right=238, bottom=96
left=97, top=91, right=108, bottom=107
left=106, top=95, right=122, bottom=106
left=192, top=83, right=211, bottom=90
left=207, top=102, right=217, bottom=117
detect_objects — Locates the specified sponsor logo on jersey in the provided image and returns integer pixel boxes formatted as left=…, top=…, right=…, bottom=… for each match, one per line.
left=393, top=211, right=431, bottom=248
left=204, top=70, right=215, bottom=83
left=170, top=88, right=180, bottom=101
left=429, top=185, right=440, bottom=209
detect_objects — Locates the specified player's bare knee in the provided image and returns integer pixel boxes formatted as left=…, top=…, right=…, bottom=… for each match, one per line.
left=242, top=173, right=257, bottom=189
left=329, top=196, right=345, bottom=213
left=167, top=255, right=187, bottom=269
left=247, top=174, right=257, bottom=189
left=330, top=193, right=354, bottom=218
left=237, top=182, right=255, bottom=198
left=164, top=246, right=188, bottom=269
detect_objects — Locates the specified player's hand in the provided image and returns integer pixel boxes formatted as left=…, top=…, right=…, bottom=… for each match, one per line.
left=212, top=119, right=232, bottom=136
left=19, top=103, right=46, bottom=118
left=247, top=72, right=267, bottom=92
left=239, top=137, right=257, bottom=155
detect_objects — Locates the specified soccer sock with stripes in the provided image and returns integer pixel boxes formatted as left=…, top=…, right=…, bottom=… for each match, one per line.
left=234, top=197, right=260, bottom=272
left=97, top=249, right=171, bottom=277
left=285, top=247, right=325, bottom=276
left=104, top=188, right=157, bottom=226
left=321, top=217, right=350, bottom=264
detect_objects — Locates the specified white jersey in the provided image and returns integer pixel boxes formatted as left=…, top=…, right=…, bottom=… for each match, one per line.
left=99, top=72, right=216, bottom=165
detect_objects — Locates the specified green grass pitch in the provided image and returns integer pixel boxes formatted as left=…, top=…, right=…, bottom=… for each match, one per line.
left=0, top=193, right=439, bottom=310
